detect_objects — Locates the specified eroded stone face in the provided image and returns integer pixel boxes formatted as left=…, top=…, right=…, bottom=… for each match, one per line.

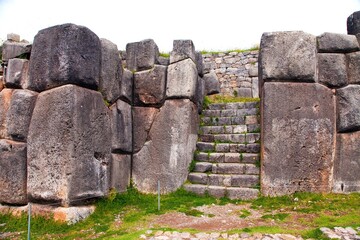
left=28, top=23, right=101, bottom=92
left=347, top=11, right=360, bottom=35
left=317, top=53, right=347, bottom=88
left=126, top=39, right=159, bottom=72
left=110, top=100, right=132, bottom=153
left=333, top=132, right=360, bottom=193
left=0, top=139, right=27, bottom=205
left=132, top=99, right=199, bottom=193
left=5, top=58, right=29, bottom=89
left=317, top=32, right=359, bottom=53
left=111, top=154, right=131, bottom=193
left=27, top=84, right=111, bottom=206
left=170, top=40, right=196, bottom=64
left=261, top=82, right=335, bottom=196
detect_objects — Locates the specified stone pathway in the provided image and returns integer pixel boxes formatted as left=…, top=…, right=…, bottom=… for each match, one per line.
left=140, top=226, right=360, bottom=240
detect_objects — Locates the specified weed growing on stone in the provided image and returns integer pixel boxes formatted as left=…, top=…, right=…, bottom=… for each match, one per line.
left=239, top=209, right=251, bottom=218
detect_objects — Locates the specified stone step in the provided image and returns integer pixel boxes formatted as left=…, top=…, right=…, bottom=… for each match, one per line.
left=196, top=142, right=260, bottom=153
left=207, top=101, right=259, bottom=110
left=191, top=163, right=260, bottom=175
left=198, top=133, right=260, bottom=144
left=200, top=125, right=248, bottom=135
left=183, top=184, right=259, bottom=200
left=195, top=152, right=260, bottom=163
left=188, top=173, right=259, bottom=188
left=202, top=108, right=258, bottom=118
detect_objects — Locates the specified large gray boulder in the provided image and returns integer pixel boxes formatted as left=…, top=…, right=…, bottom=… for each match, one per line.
left=317, top=53, right=348, bottom=88
left=170, top=40, right=196, bottom=64
left=336, top=85, right=360, bottom=132
left=28, top=23, right=101, bottom=92
left=27, top=84, right=111, bottom=206
left=203, top=71, right=220, bottom=95
left=120, top=69, right=133, bottom=104
left=126, top=39, right=159, bottom=71
left=195, top=51, right=204, bottom=77
left=261, top=82, right=335, bottom=196
left=100, top=38, right=122, bottom=104
left=347, top=11, right=360, bottom=35
left=134, top=65, right=167, bottom=106
left=109, top=100, right=132, bottom=153
left=166, top=58, right=198, bottom=100
left=347, top=52, right=360, bottom=84
left=333, top=132, right=360, bottom=193
left=0, top=89, right=14, bottom=139
left=0, top=139, right=27, bottom=205
left=132, top=99, right=199, bottom=193
left=132, top=107, right=159, bottom=153
left=317, top=33, right=359, bottom=53
left=1, top=41, right=31, bottom=62
left=6, top=90, right=38, bottom=141
left=111, top=154, right=131, bottom=193
left=259, top=31, right=316, bottom=83
left=5, top=58, right=29, bottom=89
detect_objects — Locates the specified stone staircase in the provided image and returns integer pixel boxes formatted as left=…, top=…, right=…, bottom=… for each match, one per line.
left=184, top=101, right=261, bottom=200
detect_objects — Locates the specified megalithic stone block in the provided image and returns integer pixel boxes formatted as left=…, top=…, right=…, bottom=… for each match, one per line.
left=120, top=68, right=133, bottom=104
left=28, top=23, right=101, bottom=92
left=5, top=58, right=29, bottom=89
left=203, top=71, right=220, bottom=95
left=132, top=99, right=199, bottom=193
left=109, top=100, right=132, bottom=153
left=100, top=38, right=122, bottom=104
left=126, top=39, right=159, bottom=72
left=166, top=58, right=198, bottom=100
left=0, top=89, right=14, bottom=139
left=195, top=76, right=205, bottom=114
left=259, top=31, right=316, bottom=82
left=347, top=11, right=360, bottom=35
left=132, top=107, right=160, bottom=153
left=0, top=139, right=27, bottom=205
left=195, top=51, right=204, bottom=77
left=6, top=89, right=38, bottom=141
left=333, top=132, right=360, bottom=193
left=336, top=85, right=360, bottom=133
left=347, top=52, right=360, bottom=84
left=261, top=82, right=335, bottom=196
left=134, top=65, right=167, bottom=106
left=27, top=84, right=111, bottom=206
left=110, top=154, right=131, bottom=193
left=317, top=33, right=359, bottom=53
left=1, top=41, right=31, bottom=62
left=317, top=53, right=348, bottom=88
left=170, top=40, right=196, bottom=64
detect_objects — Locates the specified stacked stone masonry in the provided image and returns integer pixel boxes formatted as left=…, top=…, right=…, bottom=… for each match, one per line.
left=260, top=29, right=360, bottom=195
left=0, top=24, right=222, bottom=208
left=202, top=51, right=259, bottom=98
left=184, top=101, right=260, bottom=200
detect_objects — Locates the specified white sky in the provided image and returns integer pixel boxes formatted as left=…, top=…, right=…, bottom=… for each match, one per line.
left=0, top=0, right=359, bottom=52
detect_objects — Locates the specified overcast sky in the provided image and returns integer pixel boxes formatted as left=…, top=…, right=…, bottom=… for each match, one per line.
left=0, top=0, right=359, bottom=52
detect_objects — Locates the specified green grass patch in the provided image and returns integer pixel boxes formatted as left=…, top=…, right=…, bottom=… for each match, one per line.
left=159, top=52, right=170, bottom=58
left=204, top=95, right=260, bottom=106
left=261, top=213, right=289, bottom=221
left=239, top=209, right=251, bottom=218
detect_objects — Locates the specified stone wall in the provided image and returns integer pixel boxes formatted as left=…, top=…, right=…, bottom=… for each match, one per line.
left=0, top=24, right=220, bottom=207
left=260, top=28, right=360, bottom=195
left=202, top=51, right=259, bottom=98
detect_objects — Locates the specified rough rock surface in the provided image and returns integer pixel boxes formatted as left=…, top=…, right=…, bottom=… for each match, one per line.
left=28, top=23, right=101, bottom=92
left=336, top=85, right=360, bottom=132
left=120, top=69, right=133, bottom=103
left=27, top=84, right=111, bottom=206
left=132, top=107, right=160, bottom=153
left=347, top=11, right=360, bottom=35
left=317, top=32, right=359, bottom=53
left=5, top=58, right=29, bottom=89
left=6, top=90, right=38, bottom=141
left=203, top=71, right=220, bottom=95
left=111, top=154, right=131, bottom=193
left=100, top=38, right=122, bottom=104
left=134, top=65, right=167, bottom=106
left=166, top=59, right=198, bottom=100
left=109, top=100, right=132, bottom=153
left=132, top=99, right=199, bottom=193
left=170, top=40, right=196, bottom=64
left=317, top=53, right=347, bottom=88
left=261, top=82, right=335, bottom=196
left=259, top=31, right=316, bottom=82
left=126, top=39, right=159, bottom=71
left=0, top=140, right=27, bottom=205
left=333, top=132, right=360, bottom=193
